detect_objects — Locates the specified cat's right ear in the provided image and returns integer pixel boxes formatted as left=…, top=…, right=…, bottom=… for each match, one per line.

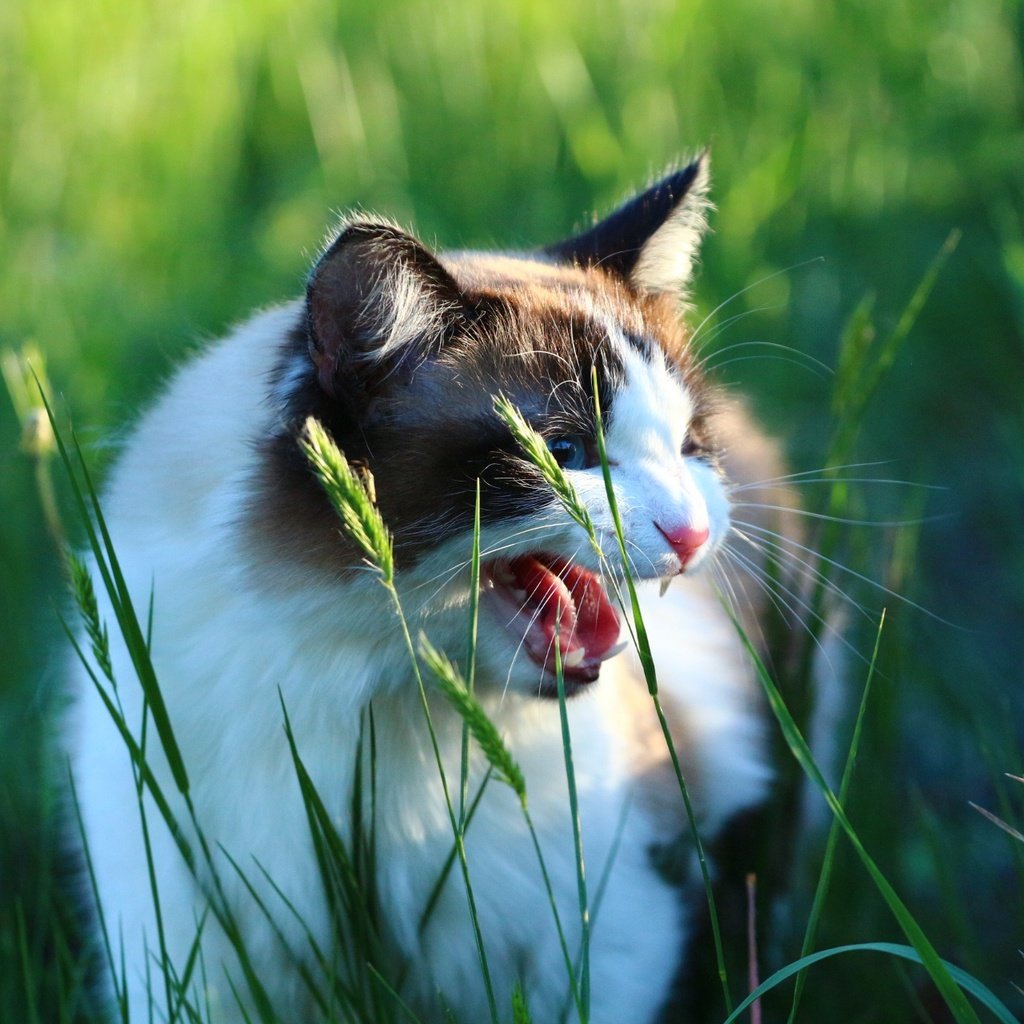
left=305, top=220, right=464, bottom=400
left=543, top=154, right=711, bottom=302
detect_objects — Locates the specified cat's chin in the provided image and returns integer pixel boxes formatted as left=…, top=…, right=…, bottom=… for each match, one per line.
left=480, top=553, right=626, bottom=694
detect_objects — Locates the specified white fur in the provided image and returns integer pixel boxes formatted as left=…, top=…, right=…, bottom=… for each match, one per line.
left=71, top=302, right=768, bottom=1023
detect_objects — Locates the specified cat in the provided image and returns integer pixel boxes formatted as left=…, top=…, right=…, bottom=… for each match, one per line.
left=70, top=154, right=782, bottom=1024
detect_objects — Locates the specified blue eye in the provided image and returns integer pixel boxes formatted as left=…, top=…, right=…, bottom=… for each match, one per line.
left=547, top=435, right=589, bottom=470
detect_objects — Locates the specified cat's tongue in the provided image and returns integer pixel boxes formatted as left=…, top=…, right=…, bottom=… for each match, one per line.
left=487, top=554, right=622, bottom=683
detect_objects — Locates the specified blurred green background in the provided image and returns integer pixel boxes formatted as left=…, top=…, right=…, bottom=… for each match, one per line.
left=2, top=0, right=1023, bottom=1020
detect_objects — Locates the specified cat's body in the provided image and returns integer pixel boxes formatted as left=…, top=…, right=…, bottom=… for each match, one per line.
left=72, top=158, right=780, bottom=1023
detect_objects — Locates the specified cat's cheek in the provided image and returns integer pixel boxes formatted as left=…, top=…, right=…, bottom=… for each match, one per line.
left=689, top=459, right=731, bottom=551
left=472, top=618, right=546, bottom=695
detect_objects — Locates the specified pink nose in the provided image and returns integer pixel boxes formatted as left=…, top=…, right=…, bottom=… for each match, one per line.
left=656, top=522, right=710, bottom=569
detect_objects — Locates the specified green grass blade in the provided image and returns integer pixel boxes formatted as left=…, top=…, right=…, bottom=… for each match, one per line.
left=39, top=387, right=191, bottom=797
left=281, top=698, right=378, bottom=1014
left=416, top=770, right=493, bottom=936
left=390, top=595, right=500, bottom=1024
left=795, top=237, right=961, bottom=706
left=831, top=293, right=877, bottom=421
left=166, top=911, right=209, bottom=1024
left=827, top=231, right=960, bottom=475
left=366, top=964, right=426, bottom=1024
left=15, top=904, right=41, bottom=1024
left=723, top=942, right=1020, bottom=1024
left=421, top=636, right=585, bottom=1020
left=722, top=601, right=984, bottom=1024
left=969, top=801, right=1024, bottom=844
left=460, top=479, right=483, bottom=822
left=66, top=769, right=124, bottom=1009
left=219, top=850, right=338, bottom=1017
left=300, top=421, right=499, bottom=1024
left=496, top=380, right=732, bottom=1015
left=787, top=610, right=885, bottom=1022
left=553, top=636, right=590, bottom=1022
left=857, top=229, right=961, bottom=412
left=59, top=616, right=196, bottom=874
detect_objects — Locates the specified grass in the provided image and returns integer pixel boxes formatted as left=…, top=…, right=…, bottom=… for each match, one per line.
left=32, top=324, right=1023, bottom=1024
left=2, top=0, right=1024, bottom=1020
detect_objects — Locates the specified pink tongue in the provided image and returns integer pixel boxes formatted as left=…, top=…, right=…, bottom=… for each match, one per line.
left=515, top=557, right=576, bottom=646
left=511, top=556, right=619, bottom=658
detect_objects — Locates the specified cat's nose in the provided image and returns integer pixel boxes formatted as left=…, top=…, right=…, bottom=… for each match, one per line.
left=656, top=522, right=710, bottom=570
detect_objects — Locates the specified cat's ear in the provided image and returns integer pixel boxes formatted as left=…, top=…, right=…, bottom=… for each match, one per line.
left=543, top=154, right=710, bottom=300
left=305, top=220, right=464, bottom=399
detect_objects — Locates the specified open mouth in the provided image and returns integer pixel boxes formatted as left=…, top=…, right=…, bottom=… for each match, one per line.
left=480, top=553, right=625, bottom=687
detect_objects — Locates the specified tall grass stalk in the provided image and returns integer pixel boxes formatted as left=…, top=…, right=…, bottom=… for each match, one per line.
left=588, top=372, right=734, bottom=1014
left=280, top=703, right=393, bottom=1021
left=552, top=633, right=591, bottom=1020
left=795, top=233, right=960, bottom=701
left=786, top=610, right=884, bottom=1023
left=494, top=381, right=734, bottom=1013
left=301, top=416, right=500, bottom=1024
left=723, top=600, right=985, bottom=1024
left=419, top=638, right=586, bottom=1023
left=49, top=392, right=317, bottom=1021
left=460, top=480, right=483, bottom=823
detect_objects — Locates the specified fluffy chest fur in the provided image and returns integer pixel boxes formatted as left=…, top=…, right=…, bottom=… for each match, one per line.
left=71, top=156, right=774, bottom=1024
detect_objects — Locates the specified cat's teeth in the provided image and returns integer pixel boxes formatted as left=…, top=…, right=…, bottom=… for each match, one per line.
left=511, top=588, right=528, bottom=602
left=600, top=640, right=629, bottom=662
left=659, top=578, right=672, bottom=597
left=562, top=647, right=586, bottom=669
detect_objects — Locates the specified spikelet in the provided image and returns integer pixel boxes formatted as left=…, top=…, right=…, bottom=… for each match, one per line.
left=419, top=635, right=527, bottom=806
left=300, top=416, right=394, bottom=584
left=66, top=548, right=114, bottom=683
left=511, top=982, right=533, bottom=1024
left=492, top=394, right=595, bottom=536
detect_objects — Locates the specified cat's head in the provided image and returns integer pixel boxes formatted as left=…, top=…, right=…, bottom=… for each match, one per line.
left=263, top=155, right=729, bottom=697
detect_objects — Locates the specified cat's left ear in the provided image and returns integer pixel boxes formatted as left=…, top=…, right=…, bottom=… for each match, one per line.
left=305, top=220, right=465, bottom=402
left=543, top=153, right=710, bottom=300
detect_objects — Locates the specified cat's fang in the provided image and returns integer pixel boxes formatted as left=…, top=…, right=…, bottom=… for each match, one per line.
left=562, top=647, right=586, bottom=669
left=659, top=578, right=672, bottom=597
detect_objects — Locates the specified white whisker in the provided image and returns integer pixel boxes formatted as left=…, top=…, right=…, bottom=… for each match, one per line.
left=721, top=542, right=860, bottom=677
left=729, top=461, right=945, bottom=494
left=733, top=519, right=959, bottom=628
left=703, top=340, right=835, bottom=379
left=688, top=256, right=824, bottom=352
left=729, top=524, right=875, bottom=627
left=731, top=502, right=945, bottom=529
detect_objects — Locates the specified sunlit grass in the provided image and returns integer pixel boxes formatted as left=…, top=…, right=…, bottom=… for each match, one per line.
left=3, top=0, right=1024, bottom=1020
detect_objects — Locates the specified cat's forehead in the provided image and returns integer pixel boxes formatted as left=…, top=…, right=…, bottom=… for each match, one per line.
left=443, top=251, right=647, bottom=331
left=437, top=249, right=692, bottom=389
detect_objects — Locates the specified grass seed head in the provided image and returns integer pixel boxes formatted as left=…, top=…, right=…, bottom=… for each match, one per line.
left=492, top=394, right=595, bottom=536
left=66, top=548, right=113, bottom=682
left=419, top=636, right=527, bottom=805
left=300, top=416, right=394, bottom=584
